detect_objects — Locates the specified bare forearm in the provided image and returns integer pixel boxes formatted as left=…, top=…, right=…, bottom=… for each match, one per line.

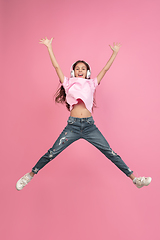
left=39, top=37, right=64, bottom=83
left=103, top=51, right=118, bottom=72
left=97, top=42, right=121, bottom=84
left=97, top=52, right=118, bottom=83
left=47, top=45, right=59, bottom=69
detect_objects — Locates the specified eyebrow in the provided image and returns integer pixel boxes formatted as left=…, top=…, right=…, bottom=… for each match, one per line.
left=76, top=65, right=86, bottom=68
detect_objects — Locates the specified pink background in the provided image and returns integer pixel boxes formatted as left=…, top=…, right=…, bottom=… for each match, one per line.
left=1, top=0, right=160, bottom=239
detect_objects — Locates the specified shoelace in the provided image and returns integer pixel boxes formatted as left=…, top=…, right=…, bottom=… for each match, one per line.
left=20, top=175, right=30, bottom=186
left=136, top=177, right=145, bottom=185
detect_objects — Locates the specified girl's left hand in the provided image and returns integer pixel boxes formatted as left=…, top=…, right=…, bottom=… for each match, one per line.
left=109, top=42, right=121, bottom=53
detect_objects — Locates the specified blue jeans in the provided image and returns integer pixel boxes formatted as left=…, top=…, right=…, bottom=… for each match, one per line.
left=32, top=116, right=133, bottom=176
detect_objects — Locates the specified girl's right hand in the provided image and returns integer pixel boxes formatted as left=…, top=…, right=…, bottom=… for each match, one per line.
left=39, top=37, right=53, bottom=47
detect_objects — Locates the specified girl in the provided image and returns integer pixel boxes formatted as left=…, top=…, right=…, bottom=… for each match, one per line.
left=16, top=37, right=152, bottom=190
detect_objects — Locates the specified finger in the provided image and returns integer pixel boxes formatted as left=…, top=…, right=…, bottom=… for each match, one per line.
left=40, top=39, right=45, bottom=43
left=109, top=46, right=114, bottom=51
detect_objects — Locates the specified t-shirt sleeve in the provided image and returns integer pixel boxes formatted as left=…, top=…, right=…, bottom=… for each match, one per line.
left=94, top=77, right=98, bottom=87
left=60, top=76, right=70, bottom=89
left=92, top=77, right=99, bottom=90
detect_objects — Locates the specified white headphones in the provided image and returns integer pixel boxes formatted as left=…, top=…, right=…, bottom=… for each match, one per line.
left=70, top=61, right=91, bottom=79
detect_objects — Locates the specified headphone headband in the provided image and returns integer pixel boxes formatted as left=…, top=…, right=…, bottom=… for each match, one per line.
left=70, top=61, right=91, bottom=79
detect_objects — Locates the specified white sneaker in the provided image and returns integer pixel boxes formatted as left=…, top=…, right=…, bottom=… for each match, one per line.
left=16, top=173, right=32, bottom=191
left=133, top=177, right=152, bottom=188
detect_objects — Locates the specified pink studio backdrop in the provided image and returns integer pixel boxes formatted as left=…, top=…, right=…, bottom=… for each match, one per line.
left=1, top=0, right=160, bottom=239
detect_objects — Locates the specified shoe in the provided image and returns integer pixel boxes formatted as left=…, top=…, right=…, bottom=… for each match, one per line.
left=133, top=177, right=152, bottom=188
left=16, top=173, right=32, bottom=191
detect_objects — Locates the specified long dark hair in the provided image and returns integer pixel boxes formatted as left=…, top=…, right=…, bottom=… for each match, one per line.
left=54, top=60, right=96, bottom=111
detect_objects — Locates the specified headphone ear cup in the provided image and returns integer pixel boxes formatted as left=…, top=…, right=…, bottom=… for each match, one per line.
left=87, top=70, right=91, bottom=79
left=70, top=70, right=74, bottom=78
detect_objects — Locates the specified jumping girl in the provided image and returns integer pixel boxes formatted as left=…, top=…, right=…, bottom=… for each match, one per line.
left=16, top=37, right=152, bottom=190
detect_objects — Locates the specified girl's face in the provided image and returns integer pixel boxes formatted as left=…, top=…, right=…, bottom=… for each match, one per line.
left=74, top=62, right=87, bottom=78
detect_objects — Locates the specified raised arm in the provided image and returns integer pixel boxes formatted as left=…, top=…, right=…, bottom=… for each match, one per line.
left=97, top=42, right=121, bottom=84
left=39, top=37, right=64, bottom=83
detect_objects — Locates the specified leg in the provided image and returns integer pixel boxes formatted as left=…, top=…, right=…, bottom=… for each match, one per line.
left=83, top=124, right=133, bottom=177
left=129, top=173, right=136, bottom=180
left=16, top=122, right=81, bottom=190
left=82, top=121, right=152, bottom=188
left=32, top=124, right=80, bottom=174
left=30, top=171, right=35, bottom=177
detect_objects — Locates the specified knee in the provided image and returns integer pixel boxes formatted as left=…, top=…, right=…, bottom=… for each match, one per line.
left=48, top=149, right=56, bottom=159
left=111, top=150, right=117, bottom=156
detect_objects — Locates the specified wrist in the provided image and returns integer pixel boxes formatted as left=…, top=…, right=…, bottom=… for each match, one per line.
left=112, top=51, right=118, bottom=56
left=47, top=44, right=52, bottom=50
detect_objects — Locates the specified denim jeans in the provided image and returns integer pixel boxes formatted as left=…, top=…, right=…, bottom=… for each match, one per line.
left=32, top=116, right=133, bottom=176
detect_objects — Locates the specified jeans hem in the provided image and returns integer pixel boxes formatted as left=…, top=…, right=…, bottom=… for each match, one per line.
left=127, top=171, right=133, bottom=177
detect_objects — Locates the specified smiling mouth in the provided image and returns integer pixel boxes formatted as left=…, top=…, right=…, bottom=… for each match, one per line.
left=78, top=74, right=83, bottom=77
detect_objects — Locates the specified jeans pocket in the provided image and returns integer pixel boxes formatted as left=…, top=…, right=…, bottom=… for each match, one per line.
left=67, top=119, right=76, bottom=124
left=86, top=119, right=94, bottom=125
